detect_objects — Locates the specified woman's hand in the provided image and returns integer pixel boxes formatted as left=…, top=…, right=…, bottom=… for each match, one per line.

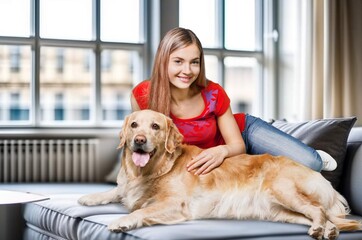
left=186, top=146, right=228, bottom=175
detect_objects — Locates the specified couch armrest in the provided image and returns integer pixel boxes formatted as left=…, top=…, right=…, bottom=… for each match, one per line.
left=341, top=127, right=362, bottom=216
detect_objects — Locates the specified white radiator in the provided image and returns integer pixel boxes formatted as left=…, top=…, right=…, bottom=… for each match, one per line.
left=0, top=139, right=99, bottom=182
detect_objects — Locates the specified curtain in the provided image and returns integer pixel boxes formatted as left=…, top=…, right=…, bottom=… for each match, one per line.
left=306, top=0, right=362, bottom=125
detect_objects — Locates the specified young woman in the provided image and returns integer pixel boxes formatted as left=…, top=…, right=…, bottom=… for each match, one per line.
left=131, top=27, right=337, bottom=175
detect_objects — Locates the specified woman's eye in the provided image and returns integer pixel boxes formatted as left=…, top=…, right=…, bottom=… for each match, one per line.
left=131, top=122, right=138, bottom=128
left=151, top=123, right=160, bottom=130
left=192, top=60, right=200, bottom=65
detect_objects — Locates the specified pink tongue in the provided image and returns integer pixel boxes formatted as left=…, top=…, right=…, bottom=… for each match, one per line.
left=132, top=152, right=150, bottom=167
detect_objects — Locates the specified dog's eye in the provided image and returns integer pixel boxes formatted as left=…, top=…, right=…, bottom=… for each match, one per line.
left=151, top=123, right=160, bottom=130
left=131, top=122, right=138, bottom=128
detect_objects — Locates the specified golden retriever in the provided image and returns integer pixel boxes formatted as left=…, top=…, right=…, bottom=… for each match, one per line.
left=78, top=110, right=361, bottom=240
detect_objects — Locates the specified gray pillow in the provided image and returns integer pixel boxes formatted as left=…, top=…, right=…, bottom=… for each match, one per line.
left=272, top=117, right=357, bottom=189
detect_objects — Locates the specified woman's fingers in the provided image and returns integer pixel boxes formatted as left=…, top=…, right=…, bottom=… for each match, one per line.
left=187, top=146, right=227, bottom=175
left=194, top=160, right=215, bottom=175
left=187, top=154, right=208, bottom=172
left=187, top=153, right=220, bottom=175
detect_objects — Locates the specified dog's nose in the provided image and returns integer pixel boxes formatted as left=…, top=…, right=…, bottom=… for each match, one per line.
left=134, top=135, right=147, bottom=145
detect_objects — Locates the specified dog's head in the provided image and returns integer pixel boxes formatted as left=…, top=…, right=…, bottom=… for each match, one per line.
left=118, top=110, right=184, bottom=168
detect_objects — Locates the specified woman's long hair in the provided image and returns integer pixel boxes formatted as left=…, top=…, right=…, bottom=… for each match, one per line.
left=148, top=27, right=207, bottom=116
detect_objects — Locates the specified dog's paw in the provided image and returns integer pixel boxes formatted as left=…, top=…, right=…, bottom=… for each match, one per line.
left=308, top=225, right=324, bottom=240
left=78, top=195, right=98, bottom=206
left=108, top=216, right=138, bottom=232
left=108, top=222, right=128, bottom=233
left=324, top=221, right=339, bottom=240
left=78, top=194, right=110, bottom=206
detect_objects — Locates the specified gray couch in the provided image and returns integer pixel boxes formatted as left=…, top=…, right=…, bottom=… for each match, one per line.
left=1, top=123, right=362, bottom=240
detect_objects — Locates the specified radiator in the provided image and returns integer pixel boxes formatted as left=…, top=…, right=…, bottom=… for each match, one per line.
left=0, top=139, right=99, bottom=182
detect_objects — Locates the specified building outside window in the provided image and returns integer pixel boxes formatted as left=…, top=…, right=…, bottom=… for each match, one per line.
left=9, top=92, right=29, bottom=120
left=54, top=93, right=64, bottom=121
left=9, top=46, right=21, bottom=73
left=56, top=49, right=64, bottom=74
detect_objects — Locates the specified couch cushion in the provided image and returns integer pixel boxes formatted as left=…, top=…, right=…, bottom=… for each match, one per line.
left=19, top=185, right=362, bottom=240
left=23, top=193, right=128, bottom=240
left=80, top=214, right=313, bottom=240
left=26, top=193, right=313, bottom=240
left=24, top=194, right=362, bottom=240
left=272, top=117, right=357, bottom=189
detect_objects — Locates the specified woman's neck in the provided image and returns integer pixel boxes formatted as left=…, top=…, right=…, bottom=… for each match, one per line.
left=170, top=84, right=205, bottom=119
left=170, top=84, right=199, bottom=106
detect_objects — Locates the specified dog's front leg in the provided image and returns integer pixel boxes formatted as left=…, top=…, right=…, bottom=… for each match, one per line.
left=108, top=202, right=189, bottom=232
left=78, top=187, right=121, bottom=206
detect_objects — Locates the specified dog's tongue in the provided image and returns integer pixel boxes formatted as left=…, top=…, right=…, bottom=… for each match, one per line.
left=132, top=152, right=150, bottom=167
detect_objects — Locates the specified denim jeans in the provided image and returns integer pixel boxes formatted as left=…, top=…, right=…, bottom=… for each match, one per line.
left=241, top=114, right=323, bottom=172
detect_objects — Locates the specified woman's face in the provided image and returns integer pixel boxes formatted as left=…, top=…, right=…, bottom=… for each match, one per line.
left=168, top=43, right=201, bottom=90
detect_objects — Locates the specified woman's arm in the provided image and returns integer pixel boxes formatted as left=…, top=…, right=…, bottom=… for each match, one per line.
left=187, top=107, right=246, bottom=175
left=218, top=107, right=246, bottom=157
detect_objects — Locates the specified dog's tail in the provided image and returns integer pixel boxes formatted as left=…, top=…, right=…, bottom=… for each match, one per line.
left=329, top=216, right=362, bottom=231
left=327, top=192, right=362, bottom=231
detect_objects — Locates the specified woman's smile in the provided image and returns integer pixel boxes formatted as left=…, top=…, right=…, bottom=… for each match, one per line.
left=178, top=76, right=193, bottom=83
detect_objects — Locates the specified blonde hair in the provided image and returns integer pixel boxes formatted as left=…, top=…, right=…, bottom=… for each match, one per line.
left=148, top=27, right=207, bottom=116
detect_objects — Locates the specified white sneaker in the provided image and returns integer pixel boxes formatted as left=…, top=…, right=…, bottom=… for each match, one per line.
left=317, top=150, right=337, bottom=171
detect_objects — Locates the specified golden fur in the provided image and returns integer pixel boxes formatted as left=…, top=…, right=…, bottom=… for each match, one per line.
left=78, top=110, right=361, bottom=240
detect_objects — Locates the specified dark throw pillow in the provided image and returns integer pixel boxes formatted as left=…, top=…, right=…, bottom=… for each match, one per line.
left=272, top=117, right=357, bottom=189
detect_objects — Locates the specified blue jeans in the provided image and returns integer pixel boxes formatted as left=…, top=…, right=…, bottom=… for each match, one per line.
left=241, top=114, right=323, bottom=172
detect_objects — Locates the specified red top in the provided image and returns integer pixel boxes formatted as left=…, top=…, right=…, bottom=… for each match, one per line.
left=132, top=80, right=245, bottom=149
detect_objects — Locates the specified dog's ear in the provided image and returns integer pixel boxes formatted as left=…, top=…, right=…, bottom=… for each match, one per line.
left=118, top=115, right=130, bottom=149
left=165, top=117, right=183, bottom=153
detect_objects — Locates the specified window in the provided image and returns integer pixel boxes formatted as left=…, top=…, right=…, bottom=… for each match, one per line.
left=225, top=0, right=257, bottom=51
left=40, top=0, right=93, bottom=40
left=10, top=92, right=29, bottom=121
left=0, top=45, right=31, bottom=123
left=0, top=0, right=144, bottom=126
left=0, top=0, right=274, bottom=127
left=40, top=47, right=93, bottom=123
left=179, top=0, right=218, bottom=48
left=0, top=0, right=31, bottom=37
left=179, top=0, right=263, bottom=116
left=10, top=46, right=21, bottom=73
left=101, top=50, right=135, bottom=122
left=54, top=93, right=64, bottom=121
left=100, top=0, right=141, bottom=43
left=56, top=49, right=64, bottom=73
left=224, top=57, right=259, bottom=114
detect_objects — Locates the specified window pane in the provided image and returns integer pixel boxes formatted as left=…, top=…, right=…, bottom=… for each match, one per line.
left=225, top=0, right=256, bottom=50
left=0, top=45, right=32, bottom=122
left=40, top=0, right=92, bottom=40
left=101, top=0, right=141, bottom=43
left=40, top=47, right=92, bottom=123
left=179, top=0, right=217, bottom=48
left=204, top=55, right=218, bottom=83
left=224, top=57, right=258, bottom=114
left=101, top=50, right=138, bottom=122
left=0, top=0, right=31, bottom=37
